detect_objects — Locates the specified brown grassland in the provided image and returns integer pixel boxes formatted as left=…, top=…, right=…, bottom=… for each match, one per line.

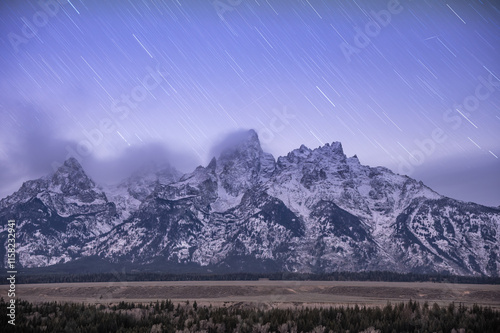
left=2, top=280, right=499, bottom=309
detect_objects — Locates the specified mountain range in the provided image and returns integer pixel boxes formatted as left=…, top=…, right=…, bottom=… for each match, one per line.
left=1, top=130, right=499, bottom=276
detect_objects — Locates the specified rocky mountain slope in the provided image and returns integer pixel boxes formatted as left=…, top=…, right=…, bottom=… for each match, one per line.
left=1, top=130, right=499, bottom=276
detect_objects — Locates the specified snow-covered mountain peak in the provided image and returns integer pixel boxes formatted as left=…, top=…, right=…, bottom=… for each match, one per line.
left=55, top=157, right=87, bottom=177
left=63, top=156, right=83, bottom=169
left=279, top=141, right=346, bottom=168
left=348, top=154, right=360, bottom=163
left=206, top=157, right=217, bottom=171
left=215, top=130, right=275, bottom=196
left=0, top=157, right=103, bottom=209
left=323, top=141, right=344, bottom=154
left=103, top=161, right=183, bottom=218
left=313, top=141, right=346, bottom=161
left=289, top=144, right=312, bottom=159
left=217, top=129, right=262, bottom=162
left=1, top=132, right=499, bottom=276
left=51, top=157, right=95, bottom=194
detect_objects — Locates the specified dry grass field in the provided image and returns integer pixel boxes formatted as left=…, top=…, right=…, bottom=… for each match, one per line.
left=3, top=280, right=499, bottom=309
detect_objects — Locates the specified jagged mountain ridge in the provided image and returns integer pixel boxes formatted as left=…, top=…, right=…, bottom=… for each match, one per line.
left=1, top=130, right=499, bottom=276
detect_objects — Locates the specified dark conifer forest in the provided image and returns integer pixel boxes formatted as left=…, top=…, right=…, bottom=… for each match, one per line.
left=3, top=271, right=499, bottom=285
left=1, top=298, right=499, bottom=332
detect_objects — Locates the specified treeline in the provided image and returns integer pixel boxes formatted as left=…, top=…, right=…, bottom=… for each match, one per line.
left=1, top=298, right=499, bottom=332
left=3, top=270, right=500, bottom=285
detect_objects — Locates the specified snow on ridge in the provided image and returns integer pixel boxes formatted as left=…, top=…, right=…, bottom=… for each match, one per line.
left=1, top=132, right=499, bottom=276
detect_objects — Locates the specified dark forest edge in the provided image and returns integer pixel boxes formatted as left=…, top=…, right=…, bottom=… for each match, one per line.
left=1, top=270, right=499, bottom=285
left=1, top=298, right=499, bottom=332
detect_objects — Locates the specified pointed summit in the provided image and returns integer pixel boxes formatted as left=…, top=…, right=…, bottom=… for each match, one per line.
left=207, top=156, right=217, bottom=171
left=52, top=157, right=95, bottom=195
left=217, top=129, right=262, bottom=160
left=247, top=128, right=258, bottom=139
left=213, top=129, right=275, bottom=196
left=318, top=141, right=344, bottom=156
left=62, top=157, right=85, bottom=171
left=330, top=141, right=344, bottom=155
left=53, top=157, right=87, bottom=179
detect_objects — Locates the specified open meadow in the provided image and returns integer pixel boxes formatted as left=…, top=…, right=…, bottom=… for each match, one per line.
left=3, top=280, right=499, bottom=310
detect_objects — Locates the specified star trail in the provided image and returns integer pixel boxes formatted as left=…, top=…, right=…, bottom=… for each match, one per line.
left=0, top=0, right=499, bottom=206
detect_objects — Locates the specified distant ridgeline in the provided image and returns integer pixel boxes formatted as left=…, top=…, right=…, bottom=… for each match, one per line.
left=2, top=130, right=499, bottom=277
left=1, top=271, right=499, bottom=285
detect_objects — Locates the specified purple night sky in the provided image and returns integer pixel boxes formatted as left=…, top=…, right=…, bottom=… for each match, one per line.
left=0, top=0, right=499, bottom=206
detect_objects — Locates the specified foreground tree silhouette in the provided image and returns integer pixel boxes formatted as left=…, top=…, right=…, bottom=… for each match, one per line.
left=1, top=298, right=499, bottom=332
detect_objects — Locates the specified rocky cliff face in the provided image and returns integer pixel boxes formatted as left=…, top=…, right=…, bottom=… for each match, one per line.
left=0, top=158, right=118, bottom=267
left=1, top=130, right=499, bottom=276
